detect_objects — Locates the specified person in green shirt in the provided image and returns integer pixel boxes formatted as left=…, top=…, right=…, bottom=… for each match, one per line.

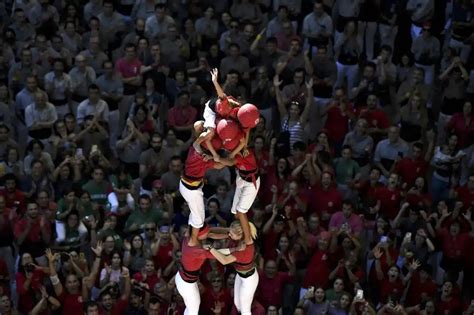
left=55, top=212, right=87, bottom=251
left=124, top=194, right=162, bottom=234
left=82, top=166, right=112, bottom=206
left=55, top=188, right=88, bottom=243
left=333, top=145, right=361, bottom=199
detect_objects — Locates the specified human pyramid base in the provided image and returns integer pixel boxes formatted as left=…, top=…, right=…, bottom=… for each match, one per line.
left=176, top=68, right=261, bottom=315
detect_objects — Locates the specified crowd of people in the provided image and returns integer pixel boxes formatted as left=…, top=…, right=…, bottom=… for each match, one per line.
left=0, top=0, right=473, bottom=314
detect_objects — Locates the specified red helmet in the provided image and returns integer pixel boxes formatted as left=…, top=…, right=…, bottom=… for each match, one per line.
left=215, top=97, right=232, bottom=118
left=237, top=103, right=259, bottom=129
left=216, top=119, right=240, bottom=142
left=222, top=130, right=244, bottom=151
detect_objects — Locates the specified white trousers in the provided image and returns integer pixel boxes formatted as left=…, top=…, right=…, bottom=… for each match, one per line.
left=234, top=270, right=259, bottom=315
left=231, top=175, right=260, bottom=214
left=179, top=181, right=205, bottom=228
left=175, top=272, right=200, bottom=315
left=55, top=220, right=88, bottom=243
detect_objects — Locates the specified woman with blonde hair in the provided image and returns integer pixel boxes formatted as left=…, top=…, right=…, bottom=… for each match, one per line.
left=207, top=214, right=258, bottom=315
left=399, top=92, right=429, bottom=143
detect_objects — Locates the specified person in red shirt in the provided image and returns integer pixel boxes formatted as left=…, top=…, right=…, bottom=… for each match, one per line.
left=447, top=100, right=473, bottom=149
left=373, top=247, right=408, bottom=304
left=175, top=224, right=236, bottom=315
left=394, top=142, right=432, bottom=188
left=201, top=273, right=233, bottom=315
left=359, top=94, right=390, bottom=141
left=207, top=212, right=258, bottom=315
left=151, top=227, right=179, bottom=272
left=375, top=173, right=402, bottom=220
left=231, top=149, right=261, bottom=215
left=167, top=91, right=198, bottom=141
left=301, top=231, right=334, bottom=295
left=46, top=242, right=103, bottom=315
left=257, top=259, right=295, bottom=310
left=322, top=87, right=355, bottom=150
left=97, top=276, right=131, bottom=315
left=14, top=201, right=51, bottom=261
left=15, top=252, right=48, bottom=314
left=277, top=180, right=308, bottom=221
left=115, top=43, right=142, bottom=96
left=454, top=174, right=474, bottom=211
left=132, top=259, right=160, bottom=291
left=179, top=139, right=232, bottom=231
left=310, top=172, right=343, bottom=225
left=436, top=281, right=462, bottom=315
left=0, top=195, right=15, bottom=280
left=1, top=173, right=26, bottom=214
left=405, top=264, right=438, bottom=307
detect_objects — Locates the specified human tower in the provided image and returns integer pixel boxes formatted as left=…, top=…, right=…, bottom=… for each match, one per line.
left=175, top=68, right=261, bottom=315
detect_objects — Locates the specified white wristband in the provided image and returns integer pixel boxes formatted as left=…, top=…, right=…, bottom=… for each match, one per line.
left=50, top=275, right=60, bottom=285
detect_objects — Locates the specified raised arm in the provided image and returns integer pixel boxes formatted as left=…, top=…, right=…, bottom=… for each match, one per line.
left=46, top=249, right=63, bottom=297
left=300, top=78, right=314, bottom=126
left=273, top=75, right=287, bottom=118
left=211, top=68, right=225, bottom=99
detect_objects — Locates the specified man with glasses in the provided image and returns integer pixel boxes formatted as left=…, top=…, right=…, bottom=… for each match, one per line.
left=124, top=195, right=161, bottom=234
left=219, top=20, right=245, bottom=53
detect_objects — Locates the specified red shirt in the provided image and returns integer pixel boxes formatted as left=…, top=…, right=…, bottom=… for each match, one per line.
left=438, top=229, right=470, bottom=260
left=309, top=185, right=343, bottom=220
left=360, top=109, right=391, bottom=129
left=1, top=189, right=26, bottom=214
left=405, top=272, right=437, bottom=306
left=375, top=187, right=402, bottom=220
left=436, top=296, right=462, bottom=315
left=99, top=298, right=128, bottom=315
left=447, top=113, right=474, bottom=148
left=0, top=207, right=15, bottom=246
left=153, top=242, right=174, bottom=270
left=202, top=287, right=232, bottom=315
left=115, top=58, right=142, bottom=78
left=394, top=157, right=429, bottom=187
left=59, top=292, right=83, bottom=315
left=456, top=185, right=474, bottom=210
left=14, top=217, right=51, bottom=257
left=183, top=145, right=215, bottom=181
left=16, top=269, right=45, bottom=314
left=132, top=272, right=160, bottom=292
left=257, top=271, right=294, bottom=309
left=254, top=150, right=270, bottom=174
left=263, top=229, right=282, bottom=261
left=232, top=243, right=255, bottom=272
left=230, top=301, right=266, bottom=315
left=179, top=237, right=214, bottom=282
left=167, top=105, right=197, bottom=128
left=325, top=105, right=352, bottom=143
left=235, top=150, right=258, bottom=173
left=379, top=278, right=405, bottom=304
left=302, top=249, right=332, bottom=289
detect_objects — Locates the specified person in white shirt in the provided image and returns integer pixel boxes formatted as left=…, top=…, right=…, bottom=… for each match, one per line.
left=44, top=59, right=72, bottom=118
left=25, top=91, right=58, bottom=143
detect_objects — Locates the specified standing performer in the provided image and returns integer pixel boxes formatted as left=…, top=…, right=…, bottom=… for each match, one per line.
left=206, top=212, right=258, bottom=315
left=176, top=223, right=245, bottom=315
left=231, top=149, right=260, bottom=214
left=179, top=137, right=233, bottom=230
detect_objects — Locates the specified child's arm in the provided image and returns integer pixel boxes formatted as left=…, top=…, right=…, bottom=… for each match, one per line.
left=211, top=68, right=225, bottom=99
left=229, top=135, right=247, bottom=159
left=205, top=137, right=221, bottom=162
